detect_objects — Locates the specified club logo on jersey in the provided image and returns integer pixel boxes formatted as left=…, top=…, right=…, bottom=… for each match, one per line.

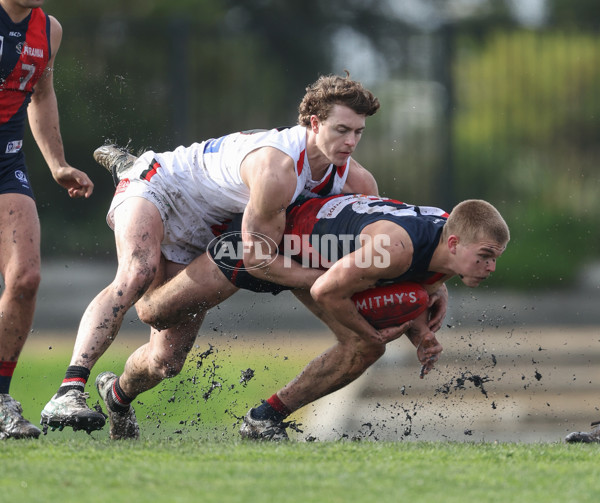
left=208, top=231, right=279, bottom=271
left=6, top=140, right=23, bottom=154
left=15, top=170, right=28, bottom=184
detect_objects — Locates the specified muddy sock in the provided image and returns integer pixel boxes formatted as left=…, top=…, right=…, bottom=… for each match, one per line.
left=0, top=361, right=17, bottom=394
left=252, top=393, right=291, bottom=422
left=106, top=377, right=133, bottom=413
left=56, top=366, right=90, bottom=397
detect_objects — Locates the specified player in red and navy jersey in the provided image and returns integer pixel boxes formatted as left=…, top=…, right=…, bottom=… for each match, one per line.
left=212, top=195, right=509, bottom=440
left=0, top=0, right=93, bottom=440
left=209, top=194, right=450, bottom=294
left=283, top=194, right=450, bottom=285
left=89, top=192, right=507, bottom=440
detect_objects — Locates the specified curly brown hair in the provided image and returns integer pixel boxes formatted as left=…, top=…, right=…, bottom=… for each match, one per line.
left=297, top=73, right=380, bottom=127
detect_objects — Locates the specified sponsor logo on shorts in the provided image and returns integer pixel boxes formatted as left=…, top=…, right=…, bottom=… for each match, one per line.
left=115, top=178, right=130, bottom=195
left=5, top=140, right=22, bottom=154
left=208, top=231, right=392, bottom=272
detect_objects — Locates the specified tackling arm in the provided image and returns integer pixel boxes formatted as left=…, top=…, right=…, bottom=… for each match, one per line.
left=241, top=148, right=323, bottom=289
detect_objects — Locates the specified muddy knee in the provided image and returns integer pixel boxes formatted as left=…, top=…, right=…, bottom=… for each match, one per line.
left=135, top=295, right=163, bottom=327
left=149, top=358, right=184, bottom=381
left=6, top=267, right=41, bottom=302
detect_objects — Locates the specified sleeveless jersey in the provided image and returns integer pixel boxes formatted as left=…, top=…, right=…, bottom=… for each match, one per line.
left=108, top=125, right=353, bottom=264
left=0, top=6, right=50, bottom=157
left=151, top=125, right=350, bottom=215
left=284, top=194, right=449, bottom=284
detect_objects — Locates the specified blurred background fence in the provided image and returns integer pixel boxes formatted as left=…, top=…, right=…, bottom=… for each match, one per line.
left=23, top=0, right=600, bottom=294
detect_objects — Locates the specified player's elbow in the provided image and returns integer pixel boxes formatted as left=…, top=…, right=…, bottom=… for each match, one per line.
left=310, top=283, right=344, bottom=318
left=309, top=281, right=329, bottom=305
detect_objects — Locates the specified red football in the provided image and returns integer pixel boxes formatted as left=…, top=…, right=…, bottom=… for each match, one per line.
left=351, top=282, right=429, bottom=329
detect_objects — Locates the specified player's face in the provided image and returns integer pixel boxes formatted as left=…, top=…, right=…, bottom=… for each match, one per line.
left=312, top=105, right=366, bottom=167
left=455, top=239, right=505, bottom=287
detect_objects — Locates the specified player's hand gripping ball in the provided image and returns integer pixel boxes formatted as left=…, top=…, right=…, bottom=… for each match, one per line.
left=351, top=282, right=429, bottom=329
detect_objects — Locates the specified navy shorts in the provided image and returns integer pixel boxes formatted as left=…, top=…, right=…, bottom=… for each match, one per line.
left=0, top=154, right=35, bottom=199
left=208, top=214, right=291, bottom=295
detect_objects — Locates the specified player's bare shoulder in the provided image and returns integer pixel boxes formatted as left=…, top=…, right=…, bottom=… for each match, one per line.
left=361, top=219, right=414, bottom=278
left=343, top=158, right=378, bottom=195
left=241, top=147, right=296, bottom=188
left=241, top=147, right=297, bottom=213
left=48, top=15, right=63, bottom=53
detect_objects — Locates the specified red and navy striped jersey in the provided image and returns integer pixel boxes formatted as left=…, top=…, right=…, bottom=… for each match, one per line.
left=284, top=194, right=449, bottom=284
left=0, top=6, right=50, bottom=154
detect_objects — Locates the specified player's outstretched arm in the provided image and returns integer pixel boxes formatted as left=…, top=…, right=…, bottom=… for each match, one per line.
left=28, top=16, right=93, bottom=199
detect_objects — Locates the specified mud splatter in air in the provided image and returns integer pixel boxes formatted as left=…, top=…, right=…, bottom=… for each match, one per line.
left=436, top=370, right=493, bottom=398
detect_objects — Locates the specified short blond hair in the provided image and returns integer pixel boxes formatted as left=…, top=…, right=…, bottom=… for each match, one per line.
left=443, top=199, right=510, bottom=246
left=297, top=73, right=380, bottom=127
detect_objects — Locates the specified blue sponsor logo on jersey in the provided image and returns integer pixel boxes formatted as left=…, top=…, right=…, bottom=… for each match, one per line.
left=203, top=135, right=227, bottom=154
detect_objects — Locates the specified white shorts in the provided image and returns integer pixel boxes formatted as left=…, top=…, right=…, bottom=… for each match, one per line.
left=107, top=150, right=240, bottom=265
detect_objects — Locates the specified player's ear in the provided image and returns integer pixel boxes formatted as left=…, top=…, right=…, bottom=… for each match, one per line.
left=310, top=115, right=320, bottom=133
left=447, top=235, right=459, bottom=254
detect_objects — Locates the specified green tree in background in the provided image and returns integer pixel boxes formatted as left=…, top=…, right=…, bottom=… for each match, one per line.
left=453, top=29, right=600, bottom=288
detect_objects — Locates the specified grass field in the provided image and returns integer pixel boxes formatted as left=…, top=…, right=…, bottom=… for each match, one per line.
left=3, top=331, right=600, bottom=503
left=3, top=438, right=599, bottom=502
left=12, top=330, right=326, bottom=440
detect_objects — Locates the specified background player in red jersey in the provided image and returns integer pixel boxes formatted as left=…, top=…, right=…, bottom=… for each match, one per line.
left=0, top=0, right=94, bottom=439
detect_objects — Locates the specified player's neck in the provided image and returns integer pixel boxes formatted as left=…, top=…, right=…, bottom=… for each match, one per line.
left=0, top=1, right=32, bottom=23
left=305, top=135, right=332, bottom=180
left=429, top=242, right=454, bottom=276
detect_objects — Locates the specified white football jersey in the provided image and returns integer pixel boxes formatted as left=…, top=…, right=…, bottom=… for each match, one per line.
left=107, top=125, right=351, bottom=264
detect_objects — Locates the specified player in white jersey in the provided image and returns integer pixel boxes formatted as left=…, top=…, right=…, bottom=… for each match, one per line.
left=41, top=73, right=432, bottom=438
left=106, top=125, right=350, bottom=264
